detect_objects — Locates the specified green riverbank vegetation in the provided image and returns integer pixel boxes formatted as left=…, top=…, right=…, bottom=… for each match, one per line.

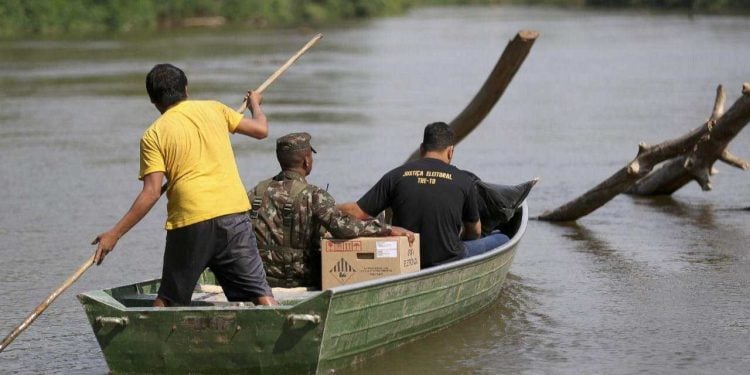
left=433, top=0, right=750, bottom=12
left=1, top=0, right=749, bottom=38
left=0, top=0, right=414, bottom=37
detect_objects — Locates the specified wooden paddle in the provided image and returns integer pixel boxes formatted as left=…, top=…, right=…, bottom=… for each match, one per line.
left=160, top=32, right=323, bottom=195
left=0, top=254, right=95, bottom=353
left=0, top=33, right=323, bottom=354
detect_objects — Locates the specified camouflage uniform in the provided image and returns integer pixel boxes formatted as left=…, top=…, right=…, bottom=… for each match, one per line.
left=249, top=133, right=390, bottom=288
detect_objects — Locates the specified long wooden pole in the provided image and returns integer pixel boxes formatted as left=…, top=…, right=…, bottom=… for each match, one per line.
left=161, top=33, right=323, bottom=195
left=0, top=254, right=96, bottom=353
left=0, top=33, right=324, bottom=353
left=236, top=33, right=323, bottom=112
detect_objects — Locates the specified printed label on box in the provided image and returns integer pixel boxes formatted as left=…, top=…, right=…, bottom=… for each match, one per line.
left=375, top=240, right=398, bottom=258
left=361, top=266, right=394, bottom=276
left=328, top=257, right=356, bottom=284
left=325, top=240, right=362, bottom=252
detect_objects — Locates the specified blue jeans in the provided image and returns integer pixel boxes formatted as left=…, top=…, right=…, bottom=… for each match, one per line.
left=463, top=232, right=510, bottom=258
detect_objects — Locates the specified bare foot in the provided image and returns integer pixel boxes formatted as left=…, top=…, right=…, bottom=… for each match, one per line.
left=254, top=296, right=279, bottom=306
left=153, top=297, right=169, bottom=307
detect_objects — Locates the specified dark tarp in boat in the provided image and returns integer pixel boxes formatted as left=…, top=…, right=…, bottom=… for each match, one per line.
left=465, top=171, right=537, bottom=236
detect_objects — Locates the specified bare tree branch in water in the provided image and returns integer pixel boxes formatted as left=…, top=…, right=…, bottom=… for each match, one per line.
left=539, top=83, right=750, bottom=222
left=405, top=30, right=539, bottom=162
left=627, top=83, right=750, bottom=194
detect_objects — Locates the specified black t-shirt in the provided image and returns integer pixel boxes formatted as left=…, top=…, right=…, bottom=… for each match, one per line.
left=357, top=158, right=479, bottom=267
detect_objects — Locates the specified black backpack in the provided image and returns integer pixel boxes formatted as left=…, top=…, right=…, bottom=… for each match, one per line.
left=464, top=171, right=537, bottom=236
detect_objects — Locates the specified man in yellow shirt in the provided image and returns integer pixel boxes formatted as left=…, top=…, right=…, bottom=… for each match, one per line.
left=92, top=63, right=277, bottom=307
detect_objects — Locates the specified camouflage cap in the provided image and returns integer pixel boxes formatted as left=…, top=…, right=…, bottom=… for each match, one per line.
left=276, top=132, right=317, bottom=154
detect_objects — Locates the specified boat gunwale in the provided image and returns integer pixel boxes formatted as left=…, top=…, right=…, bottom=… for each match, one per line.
left=77, top=284, right=331, bottom=313
left=328, top=201, right=528, bottom=295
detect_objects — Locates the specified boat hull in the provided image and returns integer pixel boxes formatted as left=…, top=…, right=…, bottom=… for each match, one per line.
left=78, top=203, right=527, bottom=374
left=78, top=280, right=331, bottom=374
left=319, top=242, right=517, bottom=372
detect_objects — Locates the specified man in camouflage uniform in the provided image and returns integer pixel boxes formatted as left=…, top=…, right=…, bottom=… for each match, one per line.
left=248, top=132, right=414, bottom=289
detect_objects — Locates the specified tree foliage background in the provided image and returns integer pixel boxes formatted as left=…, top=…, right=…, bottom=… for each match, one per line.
left=0, top=0, right=747, bottom=38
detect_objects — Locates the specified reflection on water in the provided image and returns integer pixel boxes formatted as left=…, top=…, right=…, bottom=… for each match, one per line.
left=631, top=196, right=747, bottom=268
left=1, top=5, right=750, bottom=374
left=561, top=221, right=651, bottom=279
left=632, top=195, right=718, bottom=230
left=339, top=273, right=558, bottom=375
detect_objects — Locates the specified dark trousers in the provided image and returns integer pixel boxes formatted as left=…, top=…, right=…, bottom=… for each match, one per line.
left=158, top=213, right=272, bottom=306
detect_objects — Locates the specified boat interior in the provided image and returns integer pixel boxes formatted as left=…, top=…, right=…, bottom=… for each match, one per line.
left=100, top=204, right=526, bottom=310
left=105, top=277, right=321, bottom=308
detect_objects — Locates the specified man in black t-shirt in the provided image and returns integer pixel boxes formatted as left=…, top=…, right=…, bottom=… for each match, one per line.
left=339, top=122, right=509, bottom=267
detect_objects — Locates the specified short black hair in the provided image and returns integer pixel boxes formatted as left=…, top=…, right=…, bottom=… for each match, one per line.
left=422, top=122, right=454, bottom=152
left=146, top=64, right=188, bottom=108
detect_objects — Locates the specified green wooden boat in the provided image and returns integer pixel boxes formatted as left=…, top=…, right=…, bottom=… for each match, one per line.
left=77, top=203, right=527, bottom=374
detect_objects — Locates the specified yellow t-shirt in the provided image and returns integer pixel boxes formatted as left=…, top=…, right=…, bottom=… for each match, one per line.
left=139, top=100, right=250, bottom=230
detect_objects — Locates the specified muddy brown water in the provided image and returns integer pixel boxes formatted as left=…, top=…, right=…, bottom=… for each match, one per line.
left=1, top=5, right=749, bottom=374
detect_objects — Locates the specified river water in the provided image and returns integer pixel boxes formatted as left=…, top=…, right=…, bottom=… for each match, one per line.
left=1, top=5, right=749, bottom=374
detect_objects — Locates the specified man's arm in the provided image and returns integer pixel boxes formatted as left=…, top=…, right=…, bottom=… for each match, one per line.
left=234, top=91, right=268, bottom=139
left=92, top=172, right=164, bottom=265
left=337, top=202, right=371, bottom=220
left=388, top=226, right=415, bottom=245
left=460, top=176, right=482, bottom=241
left=339, top=170, right=394, bottom=221
left=461, top=219, right=481, bottom=241
left=319, top=193, right=414, bottom=243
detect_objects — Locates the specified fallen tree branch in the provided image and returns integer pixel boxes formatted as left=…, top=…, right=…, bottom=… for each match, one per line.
left=719, top=150, right=750, bottom=170
left=406, top=29, right=539, bottom=162
left=628, top=84, right=750, bottom=195
left=539, top=83, right=750, bottom=222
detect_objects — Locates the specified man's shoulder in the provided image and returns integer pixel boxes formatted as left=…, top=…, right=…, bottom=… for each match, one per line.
left=400, top=159, right=424, bottom=170
left=141, top=119, right=162, bottom=140
left=143, top=101, right=202, bottom=134
left=251, top=177, right=277, bottom=191
left=182, top=99, right=222, bottom=107
left=170, top=100, right=228, bottom=116
left=400, top=158, right=468, bottom=176
left=291, top=183, right=336, bottom=212
left=449, top=166, right=476, bottom=189
left=302, top=183, right=331, bottom=201
left=250, top=178, right=284, bottom=201
left=251, top=177, right=325, bottom=198
left=381, top=162, right=413, bottom=179
left=451, top=165, right=475, bottom=180
left=420, top=159, right=475, bottom=189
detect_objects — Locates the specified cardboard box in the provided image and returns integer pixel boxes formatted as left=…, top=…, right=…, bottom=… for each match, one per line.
left=321, top=234, right=420, bottom=290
